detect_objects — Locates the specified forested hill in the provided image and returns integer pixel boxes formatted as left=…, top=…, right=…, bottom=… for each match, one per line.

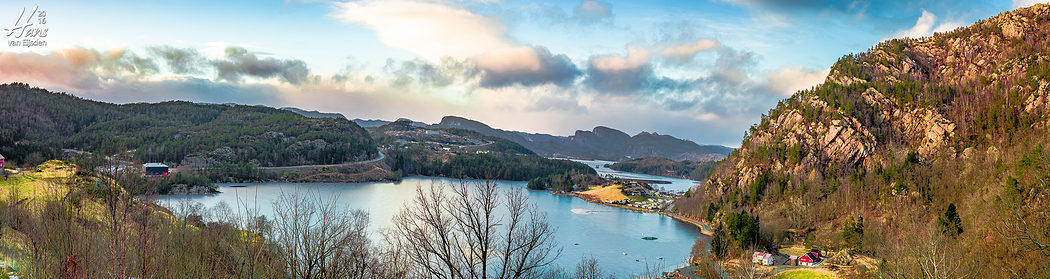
left=608, top=157, right=716, bottom=180
left=675, top=4, right=1050, bottom=276
left=0, top=83, right=376, bottom=167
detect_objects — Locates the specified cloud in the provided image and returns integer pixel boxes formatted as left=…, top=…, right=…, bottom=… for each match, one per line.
left=332, top=0, right=582, bottom=89
left=660, top=39, right=721, bottom=65
left=383, top=58, right=477, bottom=87
left=210, top=47, right=312, bottom=85
left=888, top=9, right=963, bottom=39
left=0, top=47, right=156, bottom=91
left=331, top=0, right=513, bottom=61
left=474, top=46, right=581, bottom=88
left=1013, top=0, right=1050, bottom=8
left=760, top=66, right=830, bottom=96
left=585, top=46, right=652, bottom=93
left=574, top=1, right=613, bottom=22
left=380, top=46, right=581, bottom=89
left=147, top=46, right=205, bottom=74
left=91, top=77, right=284, bottom=105
left=579, top=40, right=829, bottom=129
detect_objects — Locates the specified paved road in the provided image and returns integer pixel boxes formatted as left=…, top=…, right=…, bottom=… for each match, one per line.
left=662, top=212, right=714, bottom=235
left=259, top=150, right=385, bottom=173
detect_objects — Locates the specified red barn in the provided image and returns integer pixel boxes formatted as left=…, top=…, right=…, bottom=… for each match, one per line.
left=0, top=153, right=5, bottom=169
left=799, top=252, right=820, bottom=266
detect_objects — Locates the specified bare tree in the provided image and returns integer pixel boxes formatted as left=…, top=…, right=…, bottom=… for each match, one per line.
left=271, top=187, right=377, bottom=279
left=882, top=227, right=974, bottom=279
left=574, top=256, right=605, bottom=279
left=232, top=188, right=280, bottom=278
left=390, top=179, right=560, bottom=279
left=731, top=248, right=768, bottom=279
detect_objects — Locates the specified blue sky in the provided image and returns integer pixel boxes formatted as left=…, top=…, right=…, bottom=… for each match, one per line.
left=0, top=0, right=1042, bottom=146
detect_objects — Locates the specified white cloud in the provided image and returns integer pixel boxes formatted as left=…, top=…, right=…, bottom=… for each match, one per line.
left=575, top=0, right=613, bottom=22
left=660, top=39, right=720, bottom=65
left=331, top=0, right=513, bottom=62
left=1013, top=0, right=1050, bottom=8
left=590, top=46, right=651, bottom=72
left=888, top=9, right=963, bottom=40
left=761, top=66, right=830, bottom=96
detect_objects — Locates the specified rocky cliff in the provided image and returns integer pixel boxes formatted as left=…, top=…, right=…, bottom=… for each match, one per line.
left=701, top=4, right=1050, bottom=193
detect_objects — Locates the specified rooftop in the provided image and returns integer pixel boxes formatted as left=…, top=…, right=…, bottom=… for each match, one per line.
left=143, top=163, right=168, bottom=168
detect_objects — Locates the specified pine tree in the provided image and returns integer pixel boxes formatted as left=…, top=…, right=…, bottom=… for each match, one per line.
left=937, top=203, right=963, bottom=238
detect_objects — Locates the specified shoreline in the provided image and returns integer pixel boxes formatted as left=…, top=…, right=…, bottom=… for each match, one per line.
left=552, top=191, right=714, bottom=236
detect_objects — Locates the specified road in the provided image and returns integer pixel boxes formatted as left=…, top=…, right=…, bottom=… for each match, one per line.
left=662, top=211, right=714, bottom=236
left=259, top=150, right=385, bottom=173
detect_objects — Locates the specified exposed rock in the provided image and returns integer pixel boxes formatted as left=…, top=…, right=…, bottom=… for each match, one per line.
left=702, top=3, right=1050, bottom=197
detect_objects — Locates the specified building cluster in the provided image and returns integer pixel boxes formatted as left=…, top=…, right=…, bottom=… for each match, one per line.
left=602, top=182, right=681, bottom=211
left=751, top=249, right=824, bottom=267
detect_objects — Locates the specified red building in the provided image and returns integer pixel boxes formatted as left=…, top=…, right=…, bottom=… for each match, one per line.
left=799, top=252, right=820, bottom=266
left=0, top=153, right=5, bottom=169
left=143, top=163, right=170, bottom=177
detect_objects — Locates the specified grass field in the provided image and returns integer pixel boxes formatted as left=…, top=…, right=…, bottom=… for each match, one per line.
left=776, top=269, right=836, bottom=279
left=578, top=184, right=627, bottom=201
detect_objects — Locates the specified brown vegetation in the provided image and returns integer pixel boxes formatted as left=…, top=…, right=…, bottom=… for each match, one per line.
left=675, top=4, right=1050, bottom=278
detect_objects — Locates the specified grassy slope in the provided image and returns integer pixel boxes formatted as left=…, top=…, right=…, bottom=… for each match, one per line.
left=0, top=161, right=272, bottom=277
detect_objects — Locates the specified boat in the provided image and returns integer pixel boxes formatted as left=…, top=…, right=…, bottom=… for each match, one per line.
left=642, top=236, right=658, bottom=240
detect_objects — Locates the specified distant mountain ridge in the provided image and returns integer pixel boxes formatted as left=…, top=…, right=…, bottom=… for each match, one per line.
left=281, top=109, right=732, bottom=161
left=430, top=116, right=732, bottom=161
left=281, top=107, right=346, bottom=119
left=351, top=118, right=428, bottom=128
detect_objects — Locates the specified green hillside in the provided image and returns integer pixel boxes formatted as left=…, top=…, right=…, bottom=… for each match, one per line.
left=0, top=83, right=376, bottom=168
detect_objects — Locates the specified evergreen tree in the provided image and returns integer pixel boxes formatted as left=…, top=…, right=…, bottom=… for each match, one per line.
left=937, top=203, right=963, bottom=238
left=710, top=224, right=729, bottom=260
left=842, top=217, right=864, bottom=252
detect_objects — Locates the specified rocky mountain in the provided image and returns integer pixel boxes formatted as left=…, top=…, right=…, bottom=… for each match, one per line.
left=675, top=5, right=1050, bottom=276
left=431, top=115, right=732, bottom=161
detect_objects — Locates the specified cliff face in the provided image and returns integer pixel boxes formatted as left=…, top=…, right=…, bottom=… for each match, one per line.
left=702, top=4, right=1050, bottom=193
left=671, top=7, right=1050, bottom=276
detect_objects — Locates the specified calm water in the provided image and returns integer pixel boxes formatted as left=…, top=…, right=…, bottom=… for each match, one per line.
left=570, top=159, right=700, bottom=192
left=160, top=169, right=705, bottom=278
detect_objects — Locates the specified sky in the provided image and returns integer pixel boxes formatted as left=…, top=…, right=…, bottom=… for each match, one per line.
left=0, top=0, right=1044, bottom=147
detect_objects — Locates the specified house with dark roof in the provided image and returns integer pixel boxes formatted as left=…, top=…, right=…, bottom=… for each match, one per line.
left=799, top=252, right=821, bottom=266
left=143, top=163, right=170, bottom=177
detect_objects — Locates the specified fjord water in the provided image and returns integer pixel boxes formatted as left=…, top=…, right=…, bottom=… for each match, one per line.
left=570, top=159, right=700, bottom=192
left=159, top=171, right=704, bottom=278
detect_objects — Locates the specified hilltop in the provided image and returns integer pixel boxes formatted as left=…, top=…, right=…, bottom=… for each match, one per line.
left=0, top=83, right=376, bottom=168
left=368, top=119, right=597, bottom=182
left=675, top=4, right=1050, bottom=277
